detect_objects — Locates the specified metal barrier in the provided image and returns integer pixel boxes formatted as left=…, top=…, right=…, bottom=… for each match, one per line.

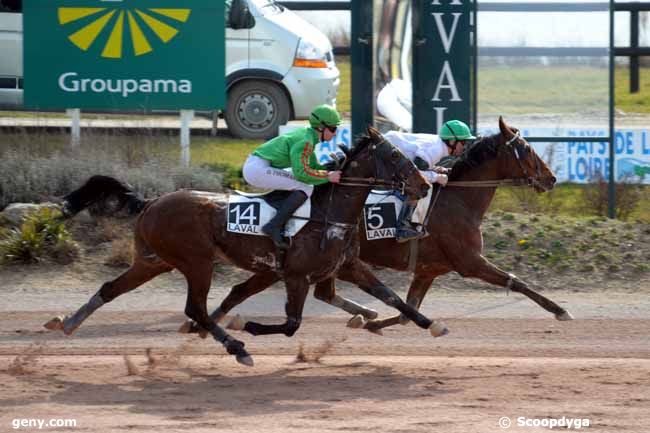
left=281, top=1, right=649, bottom=93
left=615, top=2, right=650, bottom=93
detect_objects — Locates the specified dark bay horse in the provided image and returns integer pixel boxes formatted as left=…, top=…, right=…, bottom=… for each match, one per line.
left=185, top=117, right=573, bottom=337
left=44, top=127, right=434, bottom=366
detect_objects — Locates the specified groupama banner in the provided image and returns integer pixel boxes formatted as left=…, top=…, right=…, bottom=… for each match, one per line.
left=23, top=0, right=224, bottom=110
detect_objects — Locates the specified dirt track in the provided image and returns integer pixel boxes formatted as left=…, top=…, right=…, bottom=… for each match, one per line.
left=1, top=282, right=649, bottom=433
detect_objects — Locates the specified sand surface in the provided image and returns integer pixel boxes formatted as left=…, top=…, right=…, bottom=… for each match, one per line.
left=1, top=274, right=649, bottom=433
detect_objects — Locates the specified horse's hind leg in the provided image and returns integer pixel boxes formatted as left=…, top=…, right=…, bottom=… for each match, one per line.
left=314, top=278, right=378, bottom=319
left=240, top=276, right=309, bottom=337
left=179, top=272, right=280, bottom=337
left=181, top=260, right=253, bottom=366
left=44, top=258, right=172, bottom=335
left=459, top=254, right=573, bottom=320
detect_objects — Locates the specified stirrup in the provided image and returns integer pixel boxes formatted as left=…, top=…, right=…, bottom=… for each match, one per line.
left=396, top=225, right=428, bottom=243
left=262, top=224, right=290, bottom=249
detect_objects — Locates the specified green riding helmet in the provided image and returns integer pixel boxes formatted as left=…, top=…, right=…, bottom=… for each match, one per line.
left=439, top=120, right=476, bottom=141
left=309, top=104, right=342, bottom=129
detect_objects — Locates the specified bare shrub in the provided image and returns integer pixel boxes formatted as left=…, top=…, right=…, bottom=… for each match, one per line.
left=0, top=148, right=223, bottom=209
left=104, top=237, right=133, bottom=267
left=582, top=174, right=642, bottom=220
left=325, top=24, right=350, bottom=50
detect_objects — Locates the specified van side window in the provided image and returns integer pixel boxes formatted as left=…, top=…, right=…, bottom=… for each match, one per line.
left=0, top=0, right=21, bottom=13
left=225, top=0, right=232, bottom=28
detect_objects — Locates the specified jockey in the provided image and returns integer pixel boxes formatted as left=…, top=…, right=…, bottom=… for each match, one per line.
left=242, top=104, right=343, bottom=249
left=385, top=120, right=476, bottom=243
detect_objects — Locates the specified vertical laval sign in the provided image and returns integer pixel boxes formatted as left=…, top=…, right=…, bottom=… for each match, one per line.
left=23, top=0, right=225, bottom=110
left=413, top=0, right=472, bottom=133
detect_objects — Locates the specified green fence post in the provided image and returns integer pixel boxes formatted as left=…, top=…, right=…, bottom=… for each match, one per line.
left=351, top=1, right=373, bottom=138
left=412, top=0, right=472, bottom=133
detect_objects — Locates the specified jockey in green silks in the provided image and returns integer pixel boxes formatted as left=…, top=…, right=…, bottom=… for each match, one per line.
left=242, top=104, right=343, bottom=249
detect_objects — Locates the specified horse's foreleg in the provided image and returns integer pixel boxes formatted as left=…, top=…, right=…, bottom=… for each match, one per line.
left=183, top=260, right=253, bottom=367
left=338, top=259, right=448, bottom=337
left=44, top=260, right=171, bottom=335
left=239, top=276, right=309, bottom=337
left=361, top=273, right=438, bottom=332
left=363, top=273, right=437, bottom=332
left=313, top=278, right=378, bottom=319
left=179, top=272, right=280, bottom=337
left=460, top=254, right=573, bottom=320
left=397, top=273, right=438, bottom=324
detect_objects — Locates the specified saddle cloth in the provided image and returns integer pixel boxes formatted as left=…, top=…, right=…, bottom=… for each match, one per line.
left=226, top=190, right=311, bottom=237
left=362, top=187, right=434, bottom=240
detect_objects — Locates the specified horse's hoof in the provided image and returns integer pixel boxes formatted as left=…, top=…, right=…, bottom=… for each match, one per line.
left=199, top=330, right=209, bottom=339
left=365, top=326, right=383, bottom=336
left=429, top=321, right=449, bottom=337
left=178, top=320, right=193, bottom=334
left=362, top=309, right=379, bottom=320
left=226, top=314, right=245, bottom=331
left=236, top=354, right=255, bottom=367
left=398, top=314, right=410, bottom=326
left=62, top=322, right=79, bottom=336
left=347, top=315, right=365, bottom=329
left=555, top=311, right=574, bottom=321
left=44, top=316, right=64, bottom=331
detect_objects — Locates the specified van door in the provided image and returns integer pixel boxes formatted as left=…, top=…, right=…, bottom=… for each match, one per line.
left=225, top=2, right=250, bottom=77
left=0, top=1, right=23, bottom=107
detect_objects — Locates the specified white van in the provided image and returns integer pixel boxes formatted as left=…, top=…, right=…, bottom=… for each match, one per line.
left=0, top=0, right=340, bottom=138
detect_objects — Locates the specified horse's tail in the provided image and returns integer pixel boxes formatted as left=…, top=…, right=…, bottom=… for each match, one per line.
left=61, top=175, right=148, bottom=219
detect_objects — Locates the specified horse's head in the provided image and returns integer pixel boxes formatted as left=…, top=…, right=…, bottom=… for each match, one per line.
left=340, top=126, right=429, bottom=200
left=494, top=117, right=556, bottom=192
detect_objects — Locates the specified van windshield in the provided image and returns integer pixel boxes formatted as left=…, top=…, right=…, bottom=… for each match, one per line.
left=249, top=0, right=284, bottom=15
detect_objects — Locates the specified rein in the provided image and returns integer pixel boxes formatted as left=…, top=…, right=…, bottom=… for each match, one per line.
left=318, top=136, right=419, bottom=249
left=444, top=131, right=546, bottom=190
left=445, top=178, right=533, bottom=188
left=338, top=176, right=406, bottom=191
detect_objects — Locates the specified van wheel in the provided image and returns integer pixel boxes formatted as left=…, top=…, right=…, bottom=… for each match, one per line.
left=225, top=81, right=291, bottom=139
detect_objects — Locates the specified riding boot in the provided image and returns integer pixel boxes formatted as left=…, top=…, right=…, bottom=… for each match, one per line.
left=395, top=201, right=428, bottom=243
left=262, top=191, right=308, bottom=249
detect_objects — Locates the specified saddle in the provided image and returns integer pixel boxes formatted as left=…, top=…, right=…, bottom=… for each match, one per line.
left=362, top=187, right=433, bottom=241
left=226, top=190, right=311, bottom=237
left=232, top=189, right=293, bottom=210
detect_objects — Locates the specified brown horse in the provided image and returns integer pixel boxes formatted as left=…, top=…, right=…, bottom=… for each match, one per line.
left=44, top=127, right=434, bottom=366
left=337, top=116, right=573, bottom=332
left=183, top=117, right=572, bottom=337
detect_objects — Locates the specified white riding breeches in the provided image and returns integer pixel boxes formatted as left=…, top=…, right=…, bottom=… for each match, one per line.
left=242, top=155, right=314, bottom=197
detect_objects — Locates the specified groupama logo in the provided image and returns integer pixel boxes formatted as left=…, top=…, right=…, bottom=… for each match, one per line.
left=57, top=3, right=191, bottom=59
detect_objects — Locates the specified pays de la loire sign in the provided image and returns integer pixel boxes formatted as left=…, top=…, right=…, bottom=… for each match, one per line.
left=414, top=0, right=472, bottom=133
left=23, top=0, right=224, bottom=110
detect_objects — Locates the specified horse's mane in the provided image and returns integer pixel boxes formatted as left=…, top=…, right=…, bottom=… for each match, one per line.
left=447, top=133, right=500, bottom=180
left=349, top=132, right=375, bottom=158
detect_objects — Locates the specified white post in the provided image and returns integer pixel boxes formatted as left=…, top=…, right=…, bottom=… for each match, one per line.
left=180, top=109, right=194, bottom=168
left=211, top=110, right=219, bottom=137
left=66, top=108, right=80, bottom=148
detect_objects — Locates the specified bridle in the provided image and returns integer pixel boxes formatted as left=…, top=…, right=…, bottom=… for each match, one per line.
left=316, top=134, right=423, bottom=249
left=334, top=137, right=420, bottom=196
left=446, top=131, right=548, bottom=191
